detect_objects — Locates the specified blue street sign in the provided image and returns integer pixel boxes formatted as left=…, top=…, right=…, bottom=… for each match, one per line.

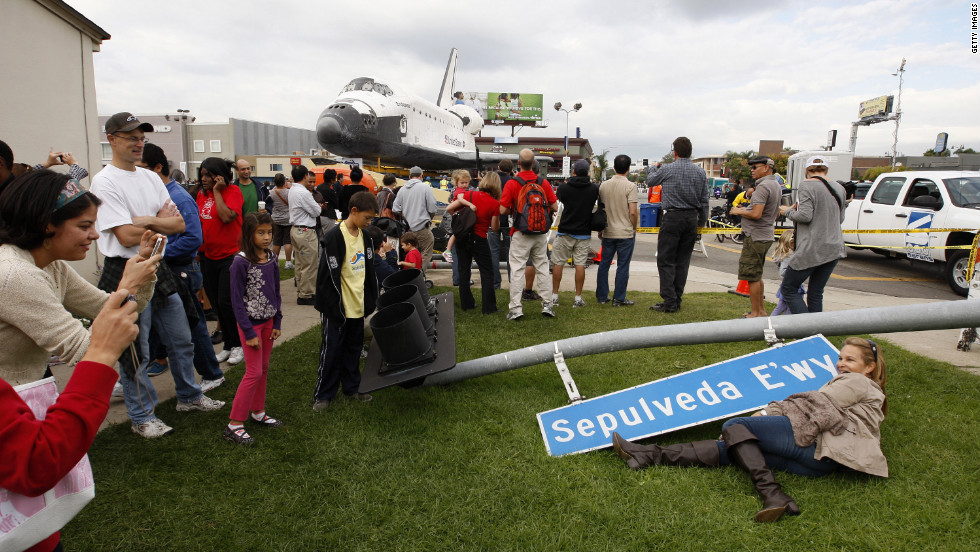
left=536, top=335, right=840, bottom=457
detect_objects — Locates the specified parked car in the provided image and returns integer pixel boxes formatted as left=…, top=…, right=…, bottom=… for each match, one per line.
left=841, top=171, right=980, bottom=296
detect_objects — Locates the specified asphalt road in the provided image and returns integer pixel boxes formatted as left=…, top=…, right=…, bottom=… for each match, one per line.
left=589, top=198, right=963, bottom=302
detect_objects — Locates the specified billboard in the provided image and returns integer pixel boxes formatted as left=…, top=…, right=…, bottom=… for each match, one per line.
left=461, top=92, right=544, bottom=123
left=859, top=95, right=894, bottom=120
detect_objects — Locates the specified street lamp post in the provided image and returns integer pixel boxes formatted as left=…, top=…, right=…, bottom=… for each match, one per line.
left=554, top=101, right=582, bottom=178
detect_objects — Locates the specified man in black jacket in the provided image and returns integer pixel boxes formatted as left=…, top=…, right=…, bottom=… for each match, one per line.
left=312, top=191, right=379, bottom=411
left=551, top=159, right=599, bottom=308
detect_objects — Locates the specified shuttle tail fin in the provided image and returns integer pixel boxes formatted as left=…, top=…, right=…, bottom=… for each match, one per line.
left=436, top=48, right=458, bottom=107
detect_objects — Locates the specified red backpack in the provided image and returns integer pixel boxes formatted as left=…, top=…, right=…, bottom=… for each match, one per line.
left=513, top=176, right=551, bottom=234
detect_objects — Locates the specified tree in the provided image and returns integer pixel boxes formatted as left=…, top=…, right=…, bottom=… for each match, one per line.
left=862, top=165, right=907, bottom=181
left=954, top=145, right=978, bottom=154
left=660, top=151, right=675, bottom=165
left=592, top=149, right=609, bottom=182
left=772, top=154, right=789, bottom=177
left=723, top=150, right=755, bottom=183
left=923, top=148, right=951, bottom=157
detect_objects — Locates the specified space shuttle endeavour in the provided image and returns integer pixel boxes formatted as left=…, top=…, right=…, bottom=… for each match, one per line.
left=316, top=49, right=545, bottom=171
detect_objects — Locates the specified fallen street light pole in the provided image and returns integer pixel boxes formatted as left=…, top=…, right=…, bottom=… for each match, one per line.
left=423, top=301, right=980, bottom=386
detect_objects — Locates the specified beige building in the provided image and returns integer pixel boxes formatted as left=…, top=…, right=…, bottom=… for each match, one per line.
left=3, top=0, right=109, bottom=283
left=2, top=0, right=108, bottom=183
left=692, top=155, right=726, bottom=178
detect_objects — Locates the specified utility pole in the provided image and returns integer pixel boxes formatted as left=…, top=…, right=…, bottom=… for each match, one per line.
left=891, top=58, right=906, bottom=168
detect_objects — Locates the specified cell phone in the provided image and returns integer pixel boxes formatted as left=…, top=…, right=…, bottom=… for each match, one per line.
left=151, top=237, right=164, bottom=257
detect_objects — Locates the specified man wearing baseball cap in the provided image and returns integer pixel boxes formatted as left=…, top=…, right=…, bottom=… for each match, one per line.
left=731, top=155, right=782, bottom=318
left=91, top=112, right=225, bottom=438
left=777, top=156, right=846, bottom=314
left=392, top=165, right=438, bottom=272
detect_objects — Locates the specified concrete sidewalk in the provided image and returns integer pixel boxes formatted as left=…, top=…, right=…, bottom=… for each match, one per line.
left=64, top=234, right=976, bottom=432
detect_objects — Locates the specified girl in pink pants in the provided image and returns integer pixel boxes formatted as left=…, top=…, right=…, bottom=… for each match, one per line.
left=225, top=212, right=284, bottom=445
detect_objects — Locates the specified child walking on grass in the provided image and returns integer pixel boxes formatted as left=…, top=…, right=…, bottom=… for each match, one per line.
left=399, top=232, right=422, bottom=270
left=224, top=211, right=284, bottom=445
left=771, top=229, right=804, bottom=316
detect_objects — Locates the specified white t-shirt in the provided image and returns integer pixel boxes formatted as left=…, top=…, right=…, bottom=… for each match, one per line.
left=90, top=164, right=171, bottom=258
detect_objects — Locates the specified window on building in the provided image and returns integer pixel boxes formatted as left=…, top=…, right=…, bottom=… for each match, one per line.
left=210, top=140, right=221, bottom=153
left=193, top=140, right=205, bottom=153
left=270, top=163, right=283, bottom=171
left=100, top=143, right=112, bottom=161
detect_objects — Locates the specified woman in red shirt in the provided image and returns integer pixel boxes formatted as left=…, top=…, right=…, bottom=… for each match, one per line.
left=445, top=172, right=501, bottom=314
left=196, top=157, right=244, bottom=364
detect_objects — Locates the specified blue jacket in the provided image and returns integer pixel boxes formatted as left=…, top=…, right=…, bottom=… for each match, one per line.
left=163, top=179, right=203, bottom=263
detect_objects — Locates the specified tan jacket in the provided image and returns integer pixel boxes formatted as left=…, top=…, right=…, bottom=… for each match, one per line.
left=769, top=372, right=887, bottom=477
left=0, top=244, right=154, bottom=386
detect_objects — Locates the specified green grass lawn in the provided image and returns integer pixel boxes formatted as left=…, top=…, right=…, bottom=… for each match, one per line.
left=66, top=289, right=980, bottom=551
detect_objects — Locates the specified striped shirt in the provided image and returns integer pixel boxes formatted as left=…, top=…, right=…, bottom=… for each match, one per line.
left=648, top=158, right=710, bottom=225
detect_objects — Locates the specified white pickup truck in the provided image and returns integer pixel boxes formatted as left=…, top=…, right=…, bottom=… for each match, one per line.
left=841, top=170, right=980, bottom=296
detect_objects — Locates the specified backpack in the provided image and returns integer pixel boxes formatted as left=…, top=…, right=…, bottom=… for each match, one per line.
left=513, top=176, right=551, bottom=234
left=450, top=190, right=478, bottom=241
left=377, top=187, right=397, bottom=219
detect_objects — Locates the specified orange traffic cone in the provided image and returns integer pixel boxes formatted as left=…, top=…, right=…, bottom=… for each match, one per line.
left=729, top=279, right=750, bottom=297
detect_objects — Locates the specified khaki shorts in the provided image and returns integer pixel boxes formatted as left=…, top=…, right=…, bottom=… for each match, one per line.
left=551, top=234, right=591, bottom=266
left=738, top=236, right=773, bottom=282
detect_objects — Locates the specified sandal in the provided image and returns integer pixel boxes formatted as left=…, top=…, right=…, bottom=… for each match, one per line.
left=251, top=413, right=284, bottom=427
left=223, top=426, right=255, bottom=445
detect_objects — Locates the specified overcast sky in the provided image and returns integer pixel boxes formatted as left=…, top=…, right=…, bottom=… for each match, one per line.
left=70, top=0, right=979, bottom=163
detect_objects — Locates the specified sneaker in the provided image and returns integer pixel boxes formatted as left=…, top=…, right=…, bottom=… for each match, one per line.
left=211, top=330, right=223, bottom=345
left=112, top=382, right=124, bottom=398
left=215, top=349, right=231, bottom=363
left=506, top=311, right=524, bottom=321
left=351, top=393, right=373, bottom=402
left=227, top=347, right=245, bottom=365
left=442, top=250, right=453, bottom=263
left=313, top=400, right=330, bottom=412
left=612, top=299, right=635, bottom=307
left=284, top=261, right=294, bottom=270
left=573, top=298, right=586, bottom=308
left=542, top=304, right=556, bottom=318
left=551, top=296, right=560, bottom=306
left=200, top=376, right=225, bottom=393
left=176, top=395, right=226, bottom=412
left=131, top=418, right=174, bottom=439
left=203, top=308, right=218, bottom=322
left=521, top=289, right=542, bottom=301
left=147, top=359, right=169, bottom=377
left=223, top=426, right=255, bottom=445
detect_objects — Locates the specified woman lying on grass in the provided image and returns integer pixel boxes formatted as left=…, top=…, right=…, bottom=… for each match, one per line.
left=612, top=337, right=887, bottom=522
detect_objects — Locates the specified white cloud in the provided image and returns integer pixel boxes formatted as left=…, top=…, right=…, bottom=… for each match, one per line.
left=67, top=0, right=980, bottom=162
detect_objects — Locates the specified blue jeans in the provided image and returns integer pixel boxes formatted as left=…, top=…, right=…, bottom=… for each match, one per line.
left=171, top=261, right=224, bottom=380
left=119, top=293, right=203, bottom=424
left=780, top=259, right=839, bottom=314
left=596, top=236, right=635, bottom=303
left=487, top=229, right=508, bottom=289
left=718, top=416, right=841, bottom=477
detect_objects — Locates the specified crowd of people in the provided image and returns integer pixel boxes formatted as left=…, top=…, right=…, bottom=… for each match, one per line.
left=0, top=117, right=865, bottom=550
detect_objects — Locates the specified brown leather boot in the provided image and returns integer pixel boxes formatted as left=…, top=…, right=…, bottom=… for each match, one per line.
left=612, top=432, right=720, bottom=470
left=722, top=424, right=801, bottom=522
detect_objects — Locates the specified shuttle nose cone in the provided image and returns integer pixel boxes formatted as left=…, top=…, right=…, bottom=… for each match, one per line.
left=317, top=117, right=344, bottom=147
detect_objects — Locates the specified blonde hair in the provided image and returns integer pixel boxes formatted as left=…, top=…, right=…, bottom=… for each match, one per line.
left=842, top=337, right=888, bottom=415
left=478, top=171, right=502, bottom=200
left=451, top=169, right=471, bottom=187
left=772, top=229, right=795, bottom=261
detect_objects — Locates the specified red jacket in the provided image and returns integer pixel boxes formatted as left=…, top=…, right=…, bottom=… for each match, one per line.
left=0, top=361, right=118, bottom=552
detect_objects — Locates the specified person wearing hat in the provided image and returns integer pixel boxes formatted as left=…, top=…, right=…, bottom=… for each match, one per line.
left=392, top=165, right=437, bottom=272
left=91, top=112, right=226, bottom=439
left=730, top=155, right=782, bottom=318
left=777, top=156, right=846, bottom=314
left=595, top=155, right=639, bottom=307
left=552, top=158, right=602, bottom=308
